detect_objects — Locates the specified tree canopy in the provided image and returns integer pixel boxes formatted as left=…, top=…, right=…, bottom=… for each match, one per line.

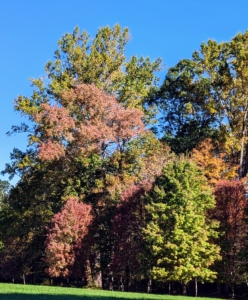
left=2, top=25, right=248, bottom=298
left=158, top=31, right=248, bottom=179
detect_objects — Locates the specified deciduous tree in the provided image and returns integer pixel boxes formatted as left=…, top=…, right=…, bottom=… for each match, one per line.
left=45, top=197, right=92, bottom=278
left=111, top=181, right=153, bottom=291
left=143, top=159, right=220, bottom=296
left=13, top=24, right=161, bottom=143
left=213, top=179, right=248, bottom=298
left=158, top=31, right=248, bottom=178
left=192, top=139, right=237, bottom=185
left=157, top=59, right=217, bottom=154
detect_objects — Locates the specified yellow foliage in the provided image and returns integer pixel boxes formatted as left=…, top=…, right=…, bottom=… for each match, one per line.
left=192, top=139, right=238, bottom=185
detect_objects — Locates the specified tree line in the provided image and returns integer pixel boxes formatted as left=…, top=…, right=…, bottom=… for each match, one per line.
left=1, top=24, right=248, bottom=298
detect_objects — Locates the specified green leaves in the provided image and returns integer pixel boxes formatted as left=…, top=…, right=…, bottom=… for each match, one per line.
left=158, top=59, right=217, bottom=154
left=158, top=30, right=248, bottom=178
left=143, top=159, right=220, bottom=284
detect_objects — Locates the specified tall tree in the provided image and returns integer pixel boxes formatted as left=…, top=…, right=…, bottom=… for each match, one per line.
left=2, top=24, right=163, bottom=285
left=143, top=159, right=220, bottom=296
left=12, top=24, right=161, bottom=143
left=111, top=181, right=153, bottom=291
left=192, top=32, right=248, bottom=178
left=158, top=59, right=217, bottom=154
left=158, top=31, right=248, bottom=178
left=213, top=179, right=248, bottom=298
left=0, top=166, right=62, bottom=283
left=7, top=83, right=148, bottom=287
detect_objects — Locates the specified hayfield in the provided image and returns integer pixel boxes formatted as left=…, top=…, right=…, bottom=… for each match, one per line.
left=0, top=283, right=226, bottom=300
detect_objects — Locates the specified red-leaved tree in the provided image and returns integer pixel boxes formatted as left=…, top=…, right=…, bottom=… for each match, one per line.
left=111, top=180, right=153, bottom=291
left=34, top=84, right=145, bottom=161
left=44, top=197, right=92, bottom=278
left=213, top=179, right=248, bottom=297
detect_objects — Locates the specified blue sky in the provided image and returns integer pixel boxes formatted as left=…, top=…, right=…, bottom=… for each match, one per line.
left=1, top=0, right=248, bottom=184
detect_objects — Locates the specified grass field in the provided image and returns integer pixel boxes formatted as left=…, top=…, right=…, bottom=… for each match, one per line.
left=0, top=283, right=226, bottom=300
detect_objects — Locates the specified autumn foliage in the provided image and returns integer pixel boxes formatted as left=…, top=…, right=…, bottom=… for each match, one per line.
left=35, top=84, right=145, bottom=161
left=45, top=197, right=92, bottom=277
left=111, top=181, right=153, bottom=283
left=213, top=179, right=248, bottom=289
left=192, top=139, right=237, bottom=185
left=5, top=25, right=248, bottom=298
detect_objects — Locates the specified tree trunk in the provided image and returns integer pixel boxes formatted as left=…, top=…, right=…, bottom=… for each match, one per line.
left=119, top=277, right=124, bottom=291
left=93, top=270, right=102, bottom=288
left=231, top=282, right=235, bottom=299
left=239, top=108, right=247, bottom=178
left=22, top=273, right=26, bottom=285
left=86, top=259, right=93, bottom=286
left=108, top=271, right=114, bottom=291
left=168, top=282, right=171, bottom=295
left=147, top=278, right=152, bottom=293
left=217, top=283, right=221, bottom=297
left=183, top=283, right=187, bottom=296
left=125, top=264, right=131, bottom=291
left=195, top=278, right=198, bottom=297
left=93, top=253, right=102, bottom=288
left=225, top=283, right=229, bottom=296
left=243, top=143, right=248, bottom=177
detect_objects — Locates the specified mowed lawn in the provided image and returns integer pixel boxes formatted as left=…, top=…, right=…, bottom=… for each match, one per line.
left=0, top=283, right=226, bottom=300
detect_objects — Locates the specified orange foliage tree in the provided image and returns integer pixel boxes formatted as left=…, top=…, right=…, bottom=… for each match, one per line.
left=192, top=139, right=237, bottom=185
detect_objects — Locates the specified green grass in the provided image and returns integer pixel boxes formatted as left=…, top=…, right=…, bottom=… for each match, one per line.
left=0, top=283, right=226, bottom=300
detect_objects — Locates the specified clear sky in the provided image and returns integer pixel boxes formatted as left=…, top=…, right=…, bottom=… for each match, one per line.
left=1, top=0, right=248, bottom=184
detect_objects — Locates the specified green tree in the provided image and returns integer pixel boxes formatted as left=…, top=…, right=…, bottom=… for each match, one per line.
left=158, top=59, right=217, bottom=154
left=0, top=166, right=61, bottom=283
left=143, top=159, right=220, bottom=296
left=158, top=31, right=248, bottom=177
left=193, top=32, right=248, bottom=178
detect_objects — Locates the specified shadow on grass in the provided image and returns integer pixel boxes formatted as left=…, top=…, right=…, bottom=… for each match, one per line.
left=0, top=293, right=169, bottom=300
left=0, top=294, right=121, bottom=300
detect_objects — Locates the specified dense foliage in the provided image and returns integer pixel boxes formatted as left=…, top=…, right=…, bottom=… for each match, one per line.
left=2, top=25, right=248, bottom=299
left=143, top=160, right=220, bottom=296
